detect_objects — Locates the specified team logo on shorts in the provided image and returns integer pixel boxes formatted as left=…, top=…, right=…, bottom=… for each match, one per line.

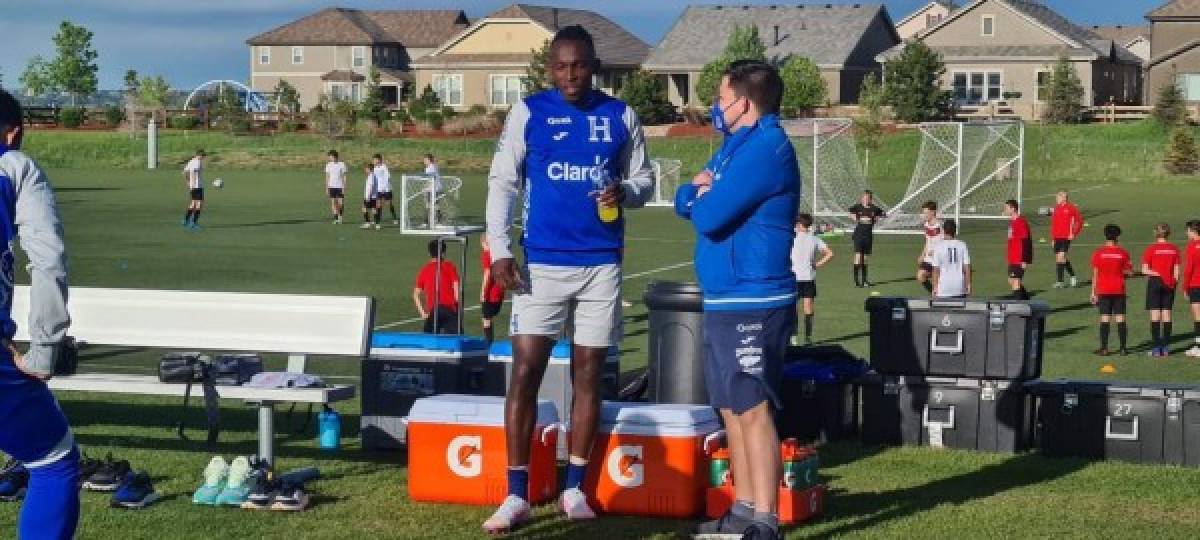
left=447, top=435, right=483, bottom=478
left=735, top=346, right=764, bottom=372
left=606, top=445, right=644, bottom=488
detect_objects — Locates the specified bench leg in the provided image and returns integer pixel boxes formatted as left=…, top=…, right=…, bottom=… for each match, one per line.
left=258, top=402, right=275, bottom=466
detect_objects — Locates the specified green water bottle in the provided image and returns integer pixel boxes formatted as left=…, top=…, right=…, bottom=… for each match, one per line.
left=710, top=447, right=731, bottom=487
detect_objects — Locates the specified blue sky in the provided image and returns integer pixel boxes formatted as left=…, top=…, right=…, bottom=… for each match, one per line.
left=0, top=0, right=1166, bottom=91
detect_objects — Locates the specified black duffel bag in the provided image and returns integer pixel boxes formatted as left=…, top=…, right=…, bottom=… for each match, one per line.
left=213, top=354, right=264, bottom=386
left=157, top=352, right=219, bottom=446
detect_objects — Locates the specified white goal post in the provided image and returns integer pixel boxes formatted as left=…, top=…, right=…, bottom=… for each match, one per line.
left=399, top=174, right=481, bottom=236
left=646, top=158, right=683, bottom=207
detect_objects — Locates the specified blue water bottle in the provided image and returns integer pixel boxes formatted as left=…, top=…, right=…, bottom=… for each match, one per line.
left=318, top=405, right=341, bottom=451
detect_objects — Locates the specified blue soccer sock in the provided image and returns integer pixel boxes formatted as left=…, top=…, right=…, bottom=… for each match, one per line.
left=564, top=456, right=588, bottom=491
left=507, top=466, right=529, bottom=501
left=20, top=447, right=80, bottom=540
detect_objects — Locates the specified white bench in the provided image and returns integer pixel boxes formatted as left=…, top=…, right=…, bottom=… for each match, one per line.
left=11, top=286, right=374, bottom=464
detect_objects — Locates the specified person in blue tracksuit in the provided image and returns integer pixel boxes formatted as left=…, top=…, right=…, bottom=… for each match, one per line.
left=482, top=25, right=653, bottom=534
left=0, top=89, right=79, bottom=540
left=675, top=60, right=799, bottom=540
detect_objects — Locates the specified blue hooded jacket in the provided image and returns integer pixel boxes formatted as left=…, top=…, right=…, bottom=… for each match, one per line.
left=675, top=115, right=800, bottom=311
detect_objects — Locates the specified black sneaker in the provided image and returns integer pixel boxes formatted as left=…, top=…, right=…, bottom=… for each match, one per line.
left=110, top=471, right=160, bottom=509
left=241, top=458, right=275, bottom=510
left=269, top=479, right=310, bottom=512
left=740, top=522, right=781, bottom=540
left=0, top=459, right=29, bottom=502
left=77, top=453, right=104, bottom=488
left=83, top=455, right=132, bottom=492
left=694, top=509, right=753, bottom=536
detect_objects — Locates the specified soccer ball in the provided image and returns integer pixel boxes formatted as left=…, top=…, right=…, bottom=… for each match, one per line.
left=212, top=178, right=224, bottom=188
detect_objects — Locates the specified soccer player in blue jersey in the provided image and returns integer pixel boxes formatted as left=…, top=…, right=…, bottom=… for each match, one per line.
left=483, top=25, right=653, bottom=533
left=0, top=89, right=79, bottom=540
left=676, top=61, right=798, bottom=540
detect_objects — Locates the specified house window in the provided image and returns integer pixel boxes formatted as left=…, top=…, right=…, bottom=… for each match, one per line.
left=350, top=83, right=362, bottom=102
left=1179, top=74, right=1200, bottom=101
left=258, top=47, right=270, bottom=65
left=353, top=46, right=365, bottom=68
left=490, top=75, right=524, bottom=106
left=952, top=71, right=1003, bottom=105
left=292, top=46, right=304, bottom=65
left=1036, top=71, right=1050, bottom=101
left=432, top=74, right=463, bottom=106
left=329, top=83, right=347, bottom=100
left=981, top=15, right=995, bottom=37
left=926, top=13, right=942, bottom=27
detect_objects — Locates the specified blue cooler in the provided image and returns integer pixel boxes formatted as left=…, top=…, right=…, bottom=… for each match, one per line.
left=486, top=340, right=620, bottom=458
left=361, top=332, right=489, bottom=449
left=776, top=352, right=868, bottom=444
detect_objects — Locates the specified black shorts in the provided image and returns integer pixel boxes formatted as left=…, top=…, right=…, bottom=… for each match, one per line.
left=1145, top=278, right=1176, bottom=310
left=378, top=191, right=393, bottom=201
left=189, top=188, right=204, bottom=201
left=918, top=262, right=933, bottom=273
left=363, top=198, right=377, bottom=210
left=796, top=281, right=817, bottom=299
left=702, top=307, right=794, bottom=414
left=423, top=306, right=460, bottom=335
left=481, top=301, right=503, bottom=319
left=327, top=188, right=344, bottom=199
left=1191, top=288, right=1200, bottom=304
left=1053, top=239, right=1071, bottom=254
left=1097, top=295, right=1127, bottom=316
left=852, top=233, right=874, bottom=255
left=1007, top=264, right=1026, bottom=279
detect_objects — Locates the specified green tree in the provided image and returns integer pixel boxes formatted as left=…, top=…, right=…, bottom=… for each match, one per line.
left=1153, top=78, right=1188, bottom=128
left=855, top=73, right=886, bottom=156
left=779, top=56, right=827, bottom=116
left=618, top=70, right=675, bottom=125
left=1041, top=55, right=1085, bottom=124
left=695, top=25, right=769, bottom=106
left=361, top=67, right=387, bottom=124
left=123, top=69, right=139, bottom=97
left=48, top=21, right=99, bottom=105
left=274, top=80, right=300, bottom=114
left=882, top=40, right=946, bottom=123
left=1164, top=125, right=1199, bottom=175
left=410, top=84, right=442, bottom=120
left=524, top=39, right=552, bottom=94
left=135, top=75, right=170, bottom=108
left=20, top=56, right=54, bottom=97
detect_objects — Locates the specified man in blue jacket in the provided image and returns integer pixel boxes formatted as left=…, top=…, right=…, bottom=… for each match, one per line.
left=676, top=60, right=798, bottom=540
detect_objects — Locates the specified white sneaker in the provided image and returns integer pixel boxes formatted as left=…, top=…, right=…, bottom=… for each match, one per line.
left=359, top=223, right=371, bottom=229
left=392, top=219, right=400, bottom=225
left=482, top=495, right=531, bottom=534
left=1069, top=276, right=1078, bottom=288
left=1186, top=346, right=1200, bottom=358
left=374, top=224, right=382, bottom=230
left=559, top=487, right=597, bottom=521
left=1053, top=282, right=1064, bottom=289
left=790, top=336, right=800, bottom=346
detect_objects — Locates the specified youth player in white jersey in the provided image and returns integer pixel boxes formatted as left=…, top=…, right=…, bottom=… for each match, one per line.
left=371, top=154, right=398, bottom=225
left=790, top=213, right=833, bottom=345
left=916, top=201, right=942, bottom=293
left=181, top=149, right=206, bottom=230
left=324, top=150, right=347, bottom=224
left=360, top=161, right=381, bottom=230
left=931, top=219, right=971, bottom=298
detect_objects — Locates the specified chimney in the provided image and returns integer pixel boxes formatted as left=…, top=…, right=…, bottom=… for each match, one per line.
left=773, top=25, right=781, bottom=46
left=553, top=8, right=560, bottom=30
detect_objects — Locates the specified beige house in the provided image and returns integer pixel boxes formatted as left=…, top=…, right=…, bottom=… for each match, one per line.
left=896, top=1, right=959, bottom=40
left=1090, top=25, right=1152, bottom=64
left=246, top=8, right=469, bottom=110
left=1145, top=0, right=1200, bottom=105
left=880, top=0, right=1144, bottom=118
left=410, top=4, right=649, bottom=111
left=643, top=4, right=901, bottom=108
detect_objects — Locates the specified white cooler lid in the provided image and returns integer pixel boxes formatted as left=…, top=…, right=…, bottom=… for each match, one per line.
left=598, top=401, right=721, bottom=437
left=408, top=394, right=558, bottom=426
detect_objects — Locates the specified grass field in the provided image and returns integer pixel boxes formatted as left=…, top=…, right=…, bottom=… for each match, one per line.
left=3, top=123, right=1200, bottom=538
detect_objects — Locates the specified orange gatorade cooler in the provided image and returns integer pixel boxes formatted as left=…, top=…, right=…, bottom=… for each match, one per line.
left=583, top=402, right=721, bottom=518
left=406, top=394, right=560, bottom=506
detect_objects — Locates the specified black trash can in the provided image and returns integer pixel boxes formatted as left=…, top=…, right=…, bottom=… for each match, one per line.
left=643, top=281, right=708, bottom=405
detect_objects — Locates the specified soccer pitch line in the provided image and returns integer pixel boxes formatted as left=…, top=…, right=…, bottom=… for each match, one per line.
left=373, top=260, right=694, bottom=330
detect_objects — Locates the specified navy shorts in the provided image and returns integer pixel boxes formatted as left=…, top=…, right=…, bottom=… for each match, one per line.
left=702, top=307, right=795, bottom=415
left=1053, top=239, right=1071, bottom=253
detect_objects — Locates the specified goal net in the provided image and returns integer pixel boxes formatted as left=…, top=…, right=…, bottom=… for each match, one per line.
left=400, top=174, right=466, bottom=235
left=791, top=118, right=875, bottom=231
left=647, top=158, right=682, bottom=207
left=877, top=121, right=1023, bottom=233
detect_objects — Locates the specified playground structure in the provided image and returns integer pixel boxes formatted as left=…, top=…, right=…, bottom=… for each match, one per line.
left=183, top=80, right=272, bottom=113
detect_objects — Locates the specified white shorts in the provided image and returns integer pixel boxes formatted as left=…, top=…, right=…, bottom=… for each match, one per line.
left=510, top=263, right=622, bottom=348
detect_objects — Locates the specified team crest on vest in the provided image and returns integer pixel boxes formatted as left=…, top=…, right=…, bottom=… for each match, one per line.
left=606, top=445, right=644, bottom=488
left=447, top=435, right=482, bottom=478
left=587, top=116, right=612, bottom=143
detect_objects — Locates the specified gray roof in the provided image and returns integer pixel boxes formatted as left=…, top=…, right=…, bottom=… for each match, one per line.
left=1148, top=0, right=1200, bottom=19
left=483, top=4, right=649, bottom=66
left=643, top=4, right=899, bottom=70
left=1089, top=25, right=1151, bottom=46
left=247, top=8, right=468, bottom=47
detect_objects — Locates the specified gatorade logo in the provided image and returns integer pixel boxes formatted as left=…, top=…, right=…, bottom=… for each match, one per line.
left=447, top=435, right=482, bottom=478
left=606, top=445, right=644, bottom=488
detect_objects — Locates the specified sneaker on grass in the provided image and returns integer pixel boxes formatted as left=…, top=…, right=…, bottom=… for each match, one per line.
left=269, top=480, right=310, bottom=512
left=693, top=509, right=753, bottom=537
left=192, top=456, right=228, bottom=506
left=482, top=495, right=531, bottom=535
left=558, top=487, right=596, bottom=520
left=0, top=460, right=28, bottom=502
left=216, top=456, right=252, bottom=506
left=83, top=455, right=131, bottom=492
left=241, top=457, right=275, bottom=510
left=110, top=471, right=159, bottom=509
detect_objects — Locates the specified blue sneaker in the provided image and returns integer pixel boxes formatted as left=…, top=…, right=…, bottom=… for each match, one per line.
left=110, top=471, right=159, bottom=509
left=192, top=456, right=228, bottom=506
left=0, top=460, right=28, bottom=502
left=216, top=456, right=251, bottom=506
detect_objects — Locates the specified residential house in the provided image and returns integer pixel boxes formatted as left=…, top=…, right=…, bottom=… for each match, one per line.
left=1090, top=25, right=1152, bottom=63
left=879, top=0, right=1144, bottom=119
left=410, top=4, right=649, bottom=110
left=896, top=1, right=959, bottom=39
left=1145, top=0, right=1200, bottom=105
left=643, top=4, right=901, bottom=108
left=246, top=8, right=469, bottom=110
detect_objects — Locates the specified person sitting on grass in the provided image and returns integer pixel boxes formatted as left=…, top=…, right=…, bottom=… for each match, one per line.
left=413, top=240, right=461, bottom=335
left=1091, top=224, right=1133, bottom=356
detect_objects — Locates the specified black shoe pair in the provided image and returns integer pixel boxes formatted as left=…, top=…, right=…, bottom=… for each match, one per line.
left=81, top=454, right=132, bottom=492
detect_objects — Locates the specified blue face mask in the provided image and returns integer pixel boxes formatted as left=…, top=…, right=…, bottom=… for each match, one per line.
left=710, top=97, right=744, bottom=136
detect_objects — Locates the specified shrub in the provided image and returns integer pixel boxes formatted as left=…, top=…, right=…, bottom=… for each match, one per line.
left=882, top=40, right=947, bottom=123
left=468, top=104, right=489, bottom=116
left=1154, top=82, right=1188, bottom=128
left=618, top=70, right=675, bottom=125
left=425, top=111, right=444, bottom=131
left=280, top=119, right=300, bottom=133
left=103, top=105, right=125, bottom=127
left=1164, top=126, right=1199, bottom=175
left=779, top=56, right=828, bottom=114
left=1042, top=54, right=1085, bottom=124
left=169, top=115, right=201, bottom=130
left=440, top=106, right=457, bottom=119
left=59, top=107, right=86, bottom=128
left=491, top=109, right=508, bottom=127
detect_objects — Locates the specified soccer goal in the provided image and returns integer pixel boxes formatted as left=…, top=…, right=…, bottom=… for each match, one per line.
left=792, top=118, right=875, bottom=231
left=876, top=121, right=1024, bottom=233
left=399, top=174, right=472, bottom=235
left=647, top=158, right=683, bottom=207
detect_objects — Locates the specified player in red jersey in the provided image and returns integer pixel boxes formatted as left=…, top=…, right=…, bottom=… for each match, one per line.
left=1050, top=190, right=1084, bottom=288
left=1091, top=224, right=1133, bottom=356
left=479, top=236, right=506, bottom=344
left=1183, top=220, right=1200, bottom=357
left=1141, top=223, right=1181, bottom=357
left=1004, top=200, right=1033, bottom=300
